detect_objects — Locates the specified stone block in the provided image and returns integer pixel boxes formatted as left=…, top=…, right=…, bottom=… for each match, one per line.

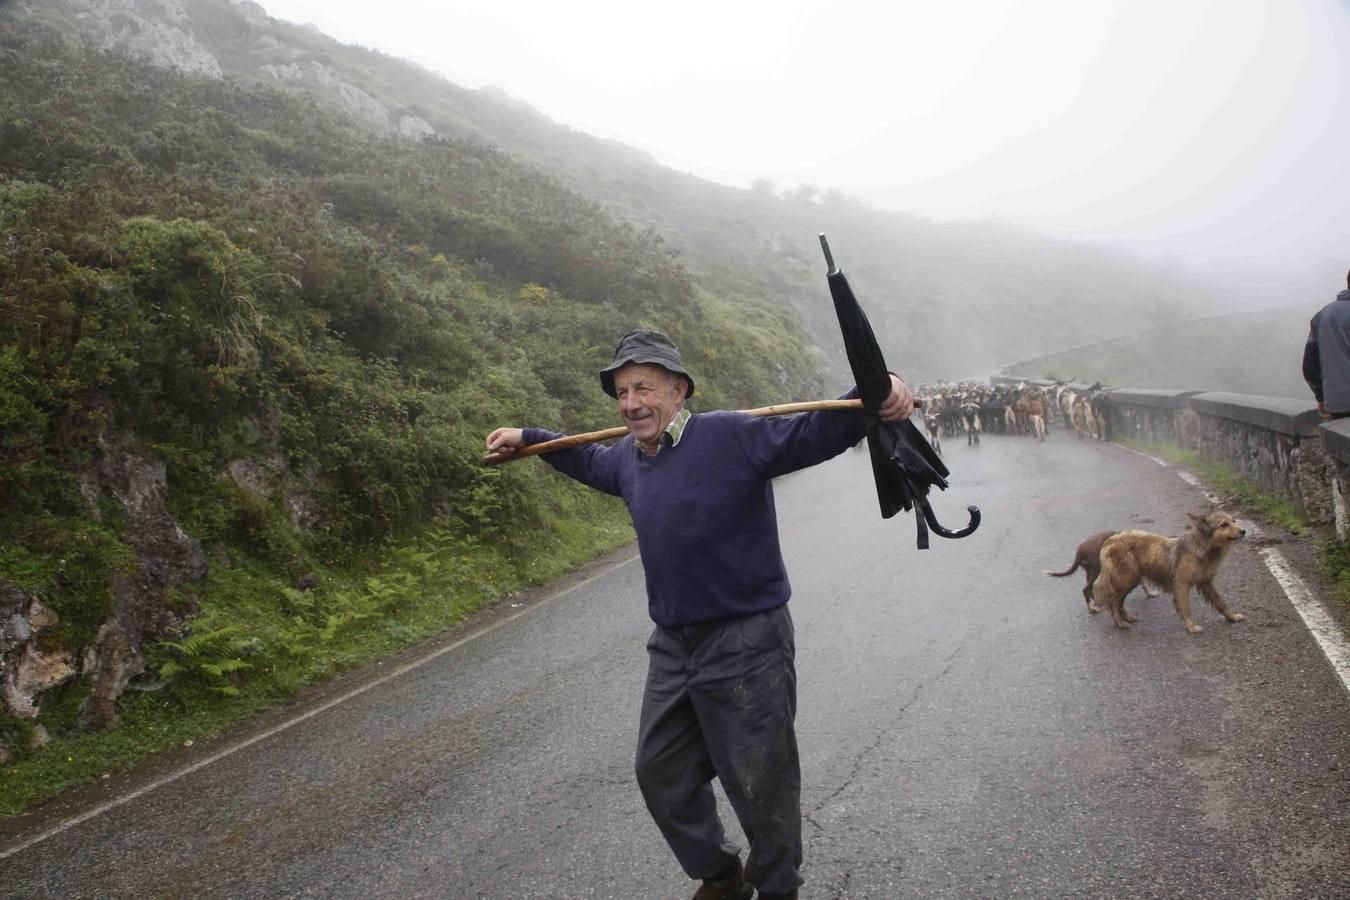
left=1189, top=393, right=1321, bottom=437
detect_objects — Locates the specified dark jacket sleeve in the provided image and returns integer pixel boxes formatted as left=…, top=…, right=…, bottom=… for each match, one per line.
left=1303, top=315, right=1323, bottom=403
left=731, top=387, right=868, bottom=480
left=522, top=428, right=625, bottom=497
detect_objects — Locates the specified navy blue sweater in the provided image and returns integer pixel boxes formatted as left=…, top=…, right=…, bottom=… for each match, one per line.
left=524, top=395, right=866, bottom=627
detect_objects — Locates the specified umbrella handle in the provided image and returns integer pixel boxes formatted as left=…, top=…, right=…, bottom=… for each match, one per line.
left=918, top=499, right=981, bottom=540
left=818, top=233, right=838, bottom=275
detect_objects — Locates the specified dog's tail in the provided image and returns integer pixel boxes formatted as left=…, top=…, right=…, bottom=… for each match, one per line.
left=1045, top=557, right=1081, bottom=577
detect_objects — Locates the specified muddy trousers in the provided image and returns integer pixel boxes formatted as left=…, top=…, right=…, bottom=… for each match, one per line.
left=635, top=605, right=802, bottom=896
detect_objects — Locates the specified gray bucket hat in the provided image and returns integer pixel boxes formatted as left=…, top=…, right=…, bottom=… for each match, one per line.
left=599, top=329, right=695, bottom=399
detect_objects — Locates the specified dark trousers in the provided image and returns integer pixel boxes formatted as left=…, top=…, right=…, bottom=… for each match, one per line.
left=635, top=605, right=802, bottom=895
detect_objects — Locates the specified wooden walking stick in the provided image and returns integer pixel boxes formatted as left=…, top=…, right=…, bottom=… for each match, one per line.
left=481, top=398, right=908, bottom=465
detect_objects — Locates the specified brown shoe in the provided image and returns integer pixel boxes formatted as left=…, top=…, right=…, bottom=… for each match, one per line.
left=691, top=859, right=754, bottom=900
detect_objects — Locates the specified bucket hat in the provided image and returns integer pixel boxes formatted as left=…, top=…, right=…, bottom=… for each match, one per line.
left=599, top=329, right=695, bottom=399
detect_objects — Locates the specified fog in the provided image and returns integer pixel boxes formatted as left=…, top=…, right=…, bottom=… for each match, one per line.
left=256, top=0, right=1349, bottom=311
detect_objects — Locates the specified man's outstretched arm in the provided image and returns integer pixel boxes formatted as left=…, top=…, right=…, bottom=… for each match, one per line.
left=485, top=427, right=526, bottom=460
left=485, top=426, right=624, bottom=495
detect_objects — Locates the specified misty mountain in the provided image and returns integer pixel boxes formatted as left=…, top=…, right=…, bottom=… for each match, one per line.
left=0, top=0, right=1305, bottom=791
left=2, top=1, right=841, bottom=754
left=1004, top=307, right=1315, bottom=401
left=9, top=0, right=1222, bottom=385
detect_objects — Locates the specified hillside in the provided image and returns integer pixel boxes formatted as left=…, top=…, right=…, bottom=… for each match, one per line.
left=0, top=13, right=823, bottom=791
left=8, top=0, right=1219, bottom=384
left=0, top=0, right=1223, bottom=803
left=1004, top=306, right=1317, bottom=400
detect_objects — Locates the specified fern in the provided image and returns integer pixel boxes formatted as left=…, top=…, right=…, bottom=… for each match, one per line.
left=154, top=624, right=257, bottom=695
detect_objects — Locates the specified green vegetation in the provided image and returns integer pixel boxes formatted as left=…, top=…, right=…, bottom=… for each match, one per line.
left=0, top=20, right=817, bottom=811
left=15, top=0, right=1223, bottom=390
left=1118, top=439, right=1308, bottom=535
left=1, top=489, right=632, bottom=815
left=1316, top=538, right=1350, bottom=616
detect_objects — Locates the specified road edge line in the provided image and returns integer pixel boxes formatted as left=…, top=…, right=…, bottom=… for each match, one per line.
left=1258, top=547, right=1350, bottom=692
left=1122, top=445, right=1350, bottom=695
left=0, top=554, right=640, bottom=860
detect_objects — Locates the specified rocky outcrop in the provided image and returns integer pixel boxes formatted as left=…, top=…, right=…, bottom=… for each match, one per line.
left=1, top=586, right=75, bottom=719
left=398, top=114, right=437, bottom=140
left=225, top=454, right=288, bottom=502
left=1, top=584, right=35, bottom=695
left=0, top=419, right=303, bottom=743
left=264, top=59, right=395, bottom=129
left=14, top=0, right=444, bottom=142
left=7, top=643, right=77, bottom=720
left=1, top=584, right=77, bottom=761
left=228, top=0, right=269, bottom=28
left=75, top=431, right=208, bottom=730
left=224, top=453, right=323, bottom=530
left=82, top=0, right=224, bottom=78
left=82, top=623, right=143, bottom=731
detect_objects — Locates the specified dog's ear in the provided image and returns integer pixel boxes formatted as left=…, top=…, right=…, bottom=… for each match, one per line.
left=1188, top=511, right=1213, bottom=534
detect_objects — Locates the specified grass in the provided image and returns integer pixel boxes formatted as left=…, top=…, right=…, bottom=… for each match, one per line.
left=0, top=489, right=634, bottom=818
left=1316, top=538, right=1350, bottom=615
left=1118, top=438, right=1308, bottom=535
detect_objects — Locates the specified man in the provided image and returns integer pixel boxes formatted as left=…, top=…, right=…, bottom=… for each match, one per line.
left=1303, top=269, right=1350, bottom=419
left=486, top=330, right=914, bottom=900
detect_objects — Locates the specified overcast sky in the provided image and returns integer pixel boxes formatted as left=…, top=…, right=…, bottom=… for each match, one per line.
left=254, top=0, right=1349, bottom=308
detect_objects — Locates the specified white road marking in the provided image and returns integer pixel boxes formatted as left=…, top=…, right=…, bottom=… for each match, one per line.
left=0, top=555, right=640, bottom=859
left=1175, top=469, right=1215, bottom=499
left=1174, top=469, right=1268, bottom=536
left=1259, top=548, right=1350, bottom=693
left=1123, top=445, right=1348, bottom=694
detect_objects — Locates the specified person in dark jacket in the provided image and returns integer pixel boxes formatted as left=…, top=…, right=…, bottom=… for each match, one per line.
left=1303, top=269, right=1350, bottom=419
left=486, top=330, right=914, bottom=900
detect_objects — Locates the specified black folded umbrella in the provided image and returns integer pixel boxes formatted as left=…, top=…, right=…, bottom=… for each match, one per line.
left=820, top=233, right=980, bottom=549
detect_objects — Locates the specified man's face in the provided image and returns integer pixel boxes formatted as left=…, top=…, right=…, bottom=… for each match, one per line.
left=613, top=363, right=685, bottom=451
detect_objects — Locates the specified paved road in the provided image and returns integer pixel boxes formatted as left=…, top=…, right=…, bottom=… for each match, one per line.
left=3, top=431, right=1348, bottom=898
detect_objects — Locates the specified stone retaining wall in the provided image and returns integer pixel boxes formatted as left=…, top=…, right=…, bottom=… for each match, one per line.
left=1320, top=420, right=1350, bottom=536
left=989, top=375, right=1349, bottom=532
left=1101, top=389, right=1201, bottom=445
left=1102, top=388, right=1342, bottom=529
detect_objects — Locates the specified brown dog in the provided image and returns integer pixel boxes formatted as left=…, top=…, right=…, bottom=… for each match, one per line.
left=1046, top=531, right=1117, bottom=610
left=1093, top=510, right=1247, bottom=633
left=1047, top=531, right=1163, bottom=612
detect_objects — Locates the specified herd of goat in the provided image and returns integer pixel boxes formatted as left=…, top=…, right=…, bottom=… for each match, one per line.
left=917, top=381, right=1113, bottom=452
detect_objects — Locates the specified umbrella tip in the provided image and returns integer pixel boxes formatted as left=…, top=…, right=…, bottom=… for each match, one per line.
left=818, top=233, right=837, bottom=274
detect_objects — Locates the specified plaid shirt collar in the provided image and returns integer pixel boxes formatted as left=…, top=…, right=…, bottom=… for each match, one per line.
left=639, top=407, right=691, bottom=455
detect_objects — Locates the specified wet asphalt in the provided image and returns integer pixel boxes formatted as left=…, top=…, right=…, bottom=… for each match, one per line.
left=2, top=429, right=1347, bottom=898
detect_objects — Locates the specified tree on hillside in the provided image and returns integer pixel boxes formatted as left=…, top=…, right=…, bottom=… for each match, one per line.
left=789, top=183, right=820, bottom=205
left=749, top=177, right=776, bottom=197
